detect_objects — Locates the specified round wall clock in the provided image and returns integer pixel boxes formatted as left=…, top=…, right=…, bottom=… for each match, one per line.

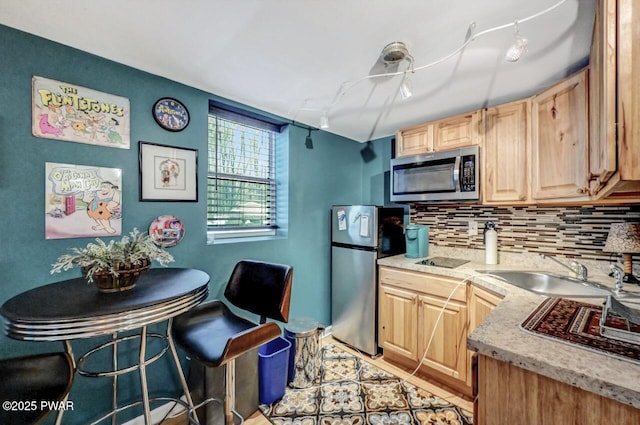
left=152, top=98, right=190, bottom=132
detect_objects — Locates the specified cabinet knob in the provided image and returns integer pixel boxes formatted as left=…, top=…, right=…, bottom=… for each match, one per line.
left=577, top=187, right=587, bottom=194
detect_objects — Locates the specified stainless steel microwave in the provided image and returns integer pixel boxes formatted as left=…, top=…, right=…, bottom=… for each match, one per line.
left=390, top=145, right=480, bottom=203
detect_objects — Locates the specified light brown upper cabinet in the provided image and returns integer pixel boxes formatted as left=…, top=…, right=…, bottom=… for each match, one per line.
left=590, top=0, right=640, bottom=199
left=531, top=69, right=590, bottom=201
left=588, top=0, right=617, bottom=193
left=395, top=111, right=480, bottom=157
left=395, top=123, right=434, bottom=157
left=482, top=100, right=531, bottom=204
left=433, top=111, right=481, bottom=151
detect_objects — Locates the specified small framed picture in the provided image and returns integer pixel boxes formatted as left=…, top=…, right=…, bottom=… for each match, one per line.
left=139, top=141, right=198, bottom=202
left=152, top=98, right=190, bottom=132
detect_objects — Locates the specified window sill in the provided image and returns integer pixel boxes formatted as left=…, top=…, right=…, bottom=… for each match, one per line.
left=207, top=229, right=285, bottom=245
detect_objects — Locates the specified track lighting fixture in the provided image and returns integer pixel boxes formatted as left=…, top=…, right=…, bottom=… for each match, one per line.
left=505, top=21, right=528, bottom=62
left=305, top=128, right=314, bottom=149
left=399, top=75, right=413, bottom=100
left=291, top=121, right=316, bottom=149
left=312, top=0, right=567, bottom=120
left=381, top=41, right=411, bottom=65
left=320, top=111, right=329, bottom=129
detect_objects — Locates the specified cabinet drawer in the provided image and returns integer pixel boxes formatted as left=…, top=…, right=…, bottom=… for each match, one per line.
left=379, top=266, right=466, bottom=303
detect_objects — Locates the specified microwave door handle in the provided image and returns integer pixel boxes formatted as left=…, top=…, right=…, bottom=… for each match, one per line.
left=453, top=156, right=461, bottom=191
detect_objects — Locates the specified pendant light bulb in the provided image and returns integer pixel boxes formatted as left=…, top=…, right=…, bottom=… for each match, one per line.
left=400, top=75, right=412, bottom=100
left=505, top=34, right=528, bottom=62
left=505, top=21, right=528, bottom=62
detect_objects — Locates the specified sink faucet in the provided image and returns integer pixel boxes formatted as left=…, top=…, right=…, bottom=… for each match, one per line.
left=540, top=254, right=589, bottom=281
left=610, top=264, right=625, bottom=295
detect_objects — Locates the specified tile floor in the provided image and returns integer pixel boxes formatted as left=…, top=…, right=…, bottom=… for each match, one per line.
left=168, top=336, right=473, bottom=425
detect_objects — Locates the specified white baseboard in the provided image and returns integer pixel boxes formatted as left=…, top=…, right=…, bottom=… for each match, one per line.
left=321, top=325, right=332, bottom=338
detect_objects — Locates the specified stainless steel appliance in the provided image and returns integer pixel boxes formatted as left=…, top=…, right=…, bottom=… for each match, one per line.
left=390, top=145, right=479, bottom=203
left=331, top=205, right=405, bottom=355
left=416, top=257, right=469, bottom=268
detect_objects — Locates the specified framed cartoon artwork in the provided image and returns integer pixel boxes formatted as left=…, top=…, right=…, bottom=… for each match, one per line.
left=33, top=76, right=130, bottom=148
left=45, top=162, right=123, bottom=239
left=139, top=141, right=198, bottom=201
left=152, top=98, right=190, bottom=132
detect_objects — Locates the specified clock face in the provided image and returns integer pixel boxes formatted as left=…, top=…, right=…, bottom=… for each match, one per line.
left=152, top=98, right=190, bottom=132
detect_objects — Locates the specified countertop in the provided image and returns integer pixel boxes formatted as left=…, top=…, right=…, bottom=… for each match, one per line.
left=377, top=247, right=640, bottom=409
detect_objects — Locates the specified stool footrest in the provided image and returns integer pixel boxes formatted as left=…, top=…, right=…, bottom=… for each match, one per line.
left=187, top=397, right=245, bottom=425
left=88, top=396, right=193, bottom=425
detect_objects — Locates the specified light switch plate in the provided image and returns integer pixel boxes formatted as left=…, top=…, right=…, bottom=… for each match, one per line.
left=468, top=220, right=478, bottom=236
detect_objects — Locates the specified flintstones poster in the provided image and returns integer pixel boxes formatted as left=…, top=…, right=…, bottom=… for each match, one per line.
left=45, top=162, right=122, bottom=239
left=32, top=76, right=130, bottom=148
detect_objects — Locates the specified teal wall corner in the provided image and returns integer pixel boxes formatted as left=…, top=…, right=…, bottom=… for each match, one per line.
left=0, top=24, right=375, bottom=423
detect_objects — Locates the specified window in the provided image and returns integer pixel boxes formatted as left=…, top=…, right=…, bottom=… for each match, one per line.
left=207, top=102, right=288, bottom=241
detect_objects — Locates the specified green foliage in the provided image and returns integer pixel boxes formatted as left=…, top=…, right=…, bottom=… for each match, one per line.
left=207, top=115, right=275, bottom=228
left=50, top=228, right=174, bottom=282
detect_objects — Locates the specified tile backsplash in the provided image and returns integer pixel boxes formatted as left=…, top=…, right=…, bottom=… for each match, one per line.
left=410, top=204, right=640, bottom=263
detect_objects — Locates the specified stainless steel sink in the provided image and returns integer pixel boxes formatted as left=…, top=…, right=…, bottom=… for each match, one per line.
left=476, top=270, right=612, bottom=298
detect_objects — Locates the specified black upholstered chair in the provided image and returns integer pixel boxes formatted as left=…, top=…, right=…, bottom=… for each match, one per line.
left=0, top=352, right=74, bottom=425
left=172, top=259, right=293, bottom=425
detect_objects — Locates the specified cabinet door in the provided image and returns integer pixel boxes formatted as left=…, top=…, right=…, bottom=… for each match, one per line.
left=483, top=100, right=530, bottom=204
left=418, top=294, right=468, bottom=382
left=395, top=123, right=434, bottom=157
left=531, top=69, right=590, bottom=200
left=617, top=0, right=640, bottom=183
left=379, top=284, right=419, bottom=361
left=468, top=285, right=503, bottom=332
left=467, top=285, right=503, bottom=390
left=588, top=0, right=617, bottom=195
left=433, top=111, right=480, bottom=151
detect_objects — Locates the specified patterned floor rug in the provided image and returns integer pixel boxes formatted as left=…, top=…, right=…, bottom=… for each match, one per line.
left=259, top=344, right=473, bottom=425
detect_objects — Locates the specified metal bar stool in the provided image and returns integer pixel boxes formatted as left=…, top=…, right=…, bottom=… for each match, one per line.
left=170, top=259, right=293, bottom=425
left=0, top=351, right=74, bottom=425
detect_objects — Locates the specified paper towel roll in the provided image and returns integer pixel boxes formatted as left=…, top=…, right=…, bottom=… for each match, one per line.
left=485, top=228, right=498, bottom=265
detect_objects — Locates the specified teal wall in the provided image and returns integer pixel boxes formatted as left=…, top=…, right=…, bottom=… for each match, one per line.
left=0, top=24, right=379, bottom=423
left=362, top=137, right=409, bottom=215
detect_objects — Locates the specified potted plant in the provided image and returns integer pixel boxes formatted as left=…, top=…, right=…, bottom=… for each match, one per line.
left=51, top=228, right=175, bottom=292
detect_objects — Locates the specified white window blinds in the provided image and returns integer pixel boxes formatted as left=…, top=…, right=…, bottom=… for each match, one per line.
left=207, top=104, right=283, bottom=231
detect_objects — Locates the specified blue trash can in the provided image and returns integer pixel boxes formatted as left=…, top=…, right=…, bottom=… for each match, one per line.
left=258, top=337, right=291, bottom=405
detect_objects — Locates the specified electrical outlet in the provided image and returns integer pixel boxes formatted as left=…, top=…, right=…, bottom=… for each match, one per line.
left=468, top=220, right=478, bottom=237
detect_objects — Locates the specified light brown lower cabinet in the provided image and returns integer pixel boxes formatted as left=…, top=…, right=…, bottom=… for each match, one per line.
left=418, top=293, right=468, bottom=387
left=379, top=284, right=419, bottom=361
left=378, top=266, right=470, bottom=396
left=476, top=355, right=640, bottom=425
left=466, top=285, right=503, bottom=390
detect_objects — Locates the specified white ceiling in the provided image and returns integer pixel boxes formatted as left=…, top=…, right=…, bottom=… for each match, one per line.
left=0, top=0, right=596, bottom=142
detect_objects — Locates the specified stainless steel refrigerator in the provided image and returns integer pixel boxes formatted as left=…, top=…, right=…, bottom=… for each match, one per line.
left=330, top=205, right=405, bottom=355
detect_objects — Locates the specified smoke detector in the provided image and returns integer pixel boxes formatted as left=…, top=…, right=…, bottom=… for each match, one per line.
left=381, top=42, right=410, bottom=65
